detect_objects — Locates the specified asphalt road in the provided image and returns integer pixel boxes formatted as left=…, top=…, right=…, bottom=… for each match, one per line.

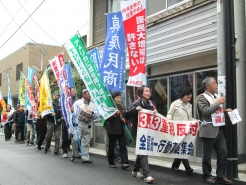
left=0, top=135, right=245, bottom=185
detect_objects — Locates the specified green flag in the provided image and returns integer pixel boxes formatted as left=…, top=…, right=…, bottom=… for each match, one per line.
left=64, top=34, right=117, bottom=120
left=19, top=73, right=26, bottom=105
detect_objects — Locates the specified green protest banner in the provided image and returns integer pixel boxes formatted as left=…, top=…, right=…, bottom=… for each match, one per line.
left=64, top=34, right=117, bottom=119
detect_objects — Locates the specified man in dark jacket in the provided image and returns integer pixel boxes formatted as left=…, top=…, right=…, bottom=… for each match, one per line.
left=123, top=85, right=157, bottom=184
left=44, top=92, right=62, bottom=154
left=13, top=104, right=26, bottom=143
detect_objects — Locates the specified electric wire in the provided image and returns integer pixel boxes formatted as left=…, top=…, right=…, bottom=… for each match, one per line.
left=0, top=0, right=28, bottom=37
left=0, top=0, right=39, bottom=46
left=16, top=0, right=61, bottom=46
left=0, top=0, right=46, bottom=49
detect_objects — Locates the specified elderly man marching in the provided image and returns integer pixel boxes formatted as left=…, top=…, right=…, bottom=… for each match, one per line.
left=71, top=89, right=98, bottom=163
left=197, top=77, right=233, bottom=185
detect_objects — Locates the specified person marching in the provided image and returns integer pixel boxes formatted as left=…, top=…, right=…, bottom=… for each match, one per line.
left=35, top=104, right=47, bottom=150
left=105, top=92, right=129, bottom=169
left=26, top=107, right=35, bottom=146
left=167, top=87, right=194, bottom=175
left=62, top=87, right=77, bottom=158
left=197, top=77, right=232, bottom=185
left=13, top=104, right=26, bottom=143
left=44, top=92, right=62, bottom=154
left=2, top=104, right=15, bottom=141
left=124, top=85, right=157, bottom=184
left=71, top=89, right=98, bottom=163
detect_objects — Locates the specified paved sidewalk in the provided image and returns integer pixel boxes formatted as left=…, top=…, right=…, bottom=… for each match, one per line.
left=89, top=147, right=246, bottom=182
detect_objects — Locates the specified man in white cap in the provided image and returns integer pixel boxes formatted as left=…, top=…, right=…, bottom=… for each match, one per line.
left=71, top=89, right=98, bottom=163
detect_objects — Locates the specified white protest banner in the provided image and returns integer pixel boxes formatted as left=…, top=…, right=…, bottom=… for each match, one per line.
left=136, top=109, right=199, bottom=159
left=49, top=54, right=64, bottom=84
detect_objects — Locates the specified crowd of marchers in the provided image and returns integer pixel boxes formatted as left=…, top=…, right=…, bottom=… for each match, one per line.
left=1, top=77, right=233, bottom=184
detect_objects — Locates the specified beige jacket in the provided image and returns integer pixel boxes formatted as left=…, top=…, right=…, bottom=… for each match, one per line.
left=167, top=99, right=194, bottom=121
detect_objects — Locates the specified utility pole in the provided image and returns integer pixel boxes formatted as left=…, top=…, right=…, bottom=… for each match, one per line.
left=234, top=0, right=246, bottom=170
left=217, top=0, right=238, bottom=180
left=224, top=0, right=238, bottom=180
left=40, top=43, right=44, bottom=71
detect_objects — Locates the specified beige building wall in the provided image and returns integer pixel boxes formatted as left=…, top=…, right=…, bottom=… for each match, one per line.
left=0, top=43, right=70, bottom=107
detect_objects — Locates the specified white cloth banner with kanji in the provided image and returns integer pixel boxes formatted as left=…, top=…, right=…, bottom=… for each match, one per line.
left=136, top=109, right=199, bottom=159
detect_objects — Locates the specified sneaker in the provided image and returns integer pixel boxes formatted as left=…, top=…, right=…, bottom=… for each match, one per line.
left=186, top=168, right=193, bottom=175
left=62, top=153, right=68, bottom=158
left=132, top=171, right=144, bottom=178
left=38, top=146, right=44, bottom=150
left=144, top=176, right=154, bottom=183
left=20, top=141, right=25, bottom=144
left=121, top=164, right=129, bottom=170
left=109, top=164, right=116, bottom=168
left=71, top=156, right=75, bottom=161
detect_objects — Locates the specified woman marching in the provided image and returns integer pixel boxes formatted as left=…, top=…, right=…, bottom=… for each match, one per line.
left=167, top=87, right=195, bottom=175
left=124, top=85, right=157, bottom=184
left=106, top=92, right=129, bottom=169
left=2, top=104, right=15, bottom=141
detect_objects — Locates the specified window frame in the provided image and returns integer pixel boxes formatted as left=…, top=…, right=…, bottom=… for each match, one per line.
left=109, top=0, right=191, bottom=18
left=16, top=63, right=23, bottom=81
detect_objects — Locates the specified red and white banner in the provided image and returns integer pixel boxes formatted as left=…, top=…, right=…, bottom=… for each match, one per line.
left=49, top=53, right=64, bottom=83
left=121, top=0, right=146, bottom=87
left=33, top=72, right=40, bottom=103
left=33, top=72, right=39, bottom=86
left=136, top=109, right=199, bottom=159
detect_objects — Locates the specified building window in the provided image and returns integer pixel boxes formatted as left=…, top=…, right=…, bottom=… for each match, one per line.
left=0, top=73, right=2, bottom=86
left=111, top=0, right=121, bottom=12
left=109, top=0, right=188, bottom=16
left=16, top=63, right=23, bottom=81
left=167, top=0, right=186, bottom=8
left=9, top=68, right=11, bottom=78
left=147, top=0, right=167, bottom=16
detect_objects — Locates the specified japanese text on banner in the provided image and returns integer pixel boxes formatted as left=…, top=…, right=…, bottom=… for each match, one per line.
left=39, top=70, right=53, bottom=118
left=59, top=71, right=74, bottom=135
left=64, top=34, right=118, bottom=120
left=101, top=12, right=126, bottom=92
left=26, top=67, right=35, bottom=108
left=121, top=0, right=146, bottom=87
left=49, top=54, right=64, bottom=83
left=89, top=48, right=101, bottom=72
left=136, top=109, right=199, bottom=159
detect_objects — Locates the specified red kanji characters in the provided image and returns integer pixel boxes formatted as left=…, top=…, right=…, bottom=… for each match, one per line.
left=189, top=122, right=199, bottom=136
left=177, top=124, right=187, bottom=136
left=159, top=118, right=168, bottom=133
left=169, top=122, right=175, bottom=136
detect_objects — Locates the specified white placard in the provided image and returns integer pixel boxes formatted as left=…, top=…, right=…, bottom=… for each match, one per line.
left=228, top=109, right=242, bottom=124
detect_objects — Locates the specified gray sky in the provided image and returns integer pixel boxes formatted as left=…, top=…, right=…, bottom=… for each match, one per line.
left=0, top=0, right=88, bottom=60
